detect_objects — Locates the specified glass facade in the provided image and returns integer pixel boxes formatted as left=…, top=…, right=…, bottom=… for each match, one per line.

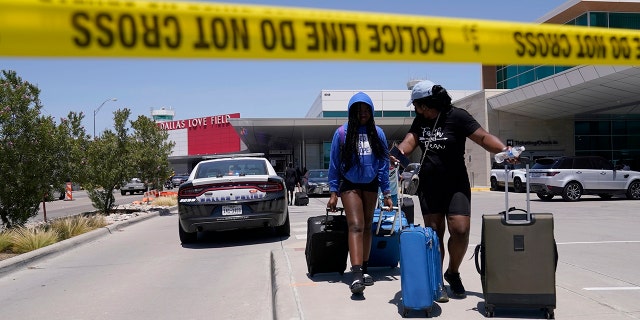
left=575, top=118, right=640, bottom=170
left=496, top=12, right=640, bottom=89
left=496, top=10, right=640, bottom=167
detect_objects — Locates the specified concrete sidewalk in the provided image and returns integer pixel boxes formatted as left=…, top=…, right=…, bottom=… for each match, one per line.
left=272, top=191, right=640, bottom=320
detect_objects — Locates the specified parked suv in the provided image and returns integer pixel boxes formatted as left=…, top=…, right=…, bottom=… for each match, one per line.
left=489, top=157, right=531, bottom=193
left=529, top=156, right=640, bottom=201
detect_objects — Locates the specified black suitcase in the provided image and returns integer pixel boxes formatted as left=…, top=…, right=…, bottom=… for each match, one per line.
left=475, top=164, right=557, bottom=319
left=294, top=191, right=309, bottom=206
left=305, top=208, right=348, bottom=277
left=401, top=197, right=414, bottom=225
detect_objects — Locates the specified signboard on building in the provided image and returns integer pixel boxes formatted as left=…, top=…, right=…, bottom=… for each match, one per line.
left=159, top=113, right=241, bottom=157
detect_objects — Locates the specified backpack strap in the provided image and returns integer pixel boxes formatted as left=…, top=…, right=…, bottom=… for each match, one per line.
left=338, top=124, right=346, bottom=145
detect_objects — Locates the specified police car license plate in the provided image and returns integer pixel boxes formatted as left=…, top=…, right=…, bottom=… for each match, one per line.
left=222, top=205, right=242, bottom=216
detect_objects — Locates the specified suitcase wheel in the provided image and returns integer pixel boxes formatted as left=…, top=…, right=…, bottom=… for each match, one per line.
left=484, top=305, right=495, bottom=318
left=544, top=308, right=555, bottom=319
left=400, top=306, right=431, bottom=318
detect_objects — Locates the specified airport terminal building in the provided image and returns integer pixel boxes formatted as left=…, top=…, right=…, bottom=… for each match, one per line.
left=162, top=0, right=640, bottom=187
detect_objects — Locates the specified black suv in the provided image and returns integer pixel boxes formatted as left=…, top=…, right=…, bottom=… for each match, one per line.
left=528, top=156, right=640, bottom=201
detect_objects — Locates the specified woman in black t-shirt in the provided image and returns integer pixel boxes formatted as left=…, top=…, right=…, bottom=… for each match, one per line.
left=394, top=80, right=510, bottom=302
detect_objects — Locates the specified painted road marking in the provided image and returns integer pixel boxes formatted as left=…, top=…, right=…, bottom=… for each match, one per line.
left=584, top=287, right=640, bottom=291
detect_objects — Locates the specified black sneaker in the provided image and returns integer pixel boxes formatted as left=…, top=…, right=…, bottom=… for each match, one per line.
left=350, top=279, right=365, bottom=294
left=444, top=271, right=466, bottom=298
left=363, top=274, right=374, bottom=286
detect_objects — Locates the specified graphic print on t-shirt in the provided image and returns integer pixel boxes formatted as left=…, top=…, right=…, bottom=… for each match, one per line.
left=420, top=126, right=447, bottom=150
left=358, top=133, right=372, bottom=155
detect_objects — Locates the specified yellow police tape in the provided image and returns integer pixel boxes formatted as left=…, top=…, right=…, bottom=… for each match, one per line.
left=2, top=0, right=640, bottom=65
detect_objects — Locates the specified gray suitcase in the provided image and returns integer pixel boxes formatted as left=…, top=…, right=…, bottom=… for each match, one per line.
left=475, top=164, right=557, bottom=319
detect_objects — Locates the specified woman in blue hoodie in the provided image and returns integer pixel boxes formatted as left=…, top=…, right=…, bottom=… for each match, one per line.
left=327, top=92, right=393, bottom=295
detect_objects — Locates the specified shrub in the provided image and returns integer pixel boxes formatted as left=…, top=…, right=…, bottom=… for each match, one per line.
left=8, top=227, right=59, bottom=254
left=0, top=231, right=11, bottom=252
left=49, top=216, right=92, bottom=241
left=86, top=215, right=108, bottom=229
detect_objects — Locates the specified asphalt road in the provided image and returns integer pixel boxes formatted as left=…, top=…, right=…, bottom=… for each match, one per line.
left=0, top=210, right=281, bottom=320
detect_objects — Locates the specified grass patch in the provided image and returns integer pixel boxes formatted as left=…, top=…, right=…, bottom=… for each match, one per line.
left=152, top=195, right=177, bottom=207
left=8, top=227, right=59, bottom=254
left=0, top=232, right=11, bottom=252
left=49, top=216, right=92, bottom=241
left=3, top=215, right=110, bottom=255
left=86, top=215, right=108, bottom=229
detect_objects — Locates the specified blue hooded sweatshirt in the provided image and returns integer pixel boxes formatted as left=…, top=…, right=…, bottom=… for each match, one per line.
left=327, top=92, right=390, bottom=195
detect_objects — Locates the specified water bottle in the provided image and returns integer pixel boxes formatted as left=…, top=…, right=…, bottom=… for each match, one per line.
left=494, top=146, right=525, bottom=163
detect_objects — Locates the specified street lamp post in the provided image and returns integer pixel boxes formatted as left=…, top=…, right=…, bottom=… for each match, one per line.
left=93, top=98, right=117, bottom=138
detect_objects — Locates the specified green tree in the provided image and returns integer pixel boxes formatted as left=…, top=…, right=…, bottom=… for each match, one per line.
left=0, top=70, right=73, bottom=228
left=84, top=109, right=132, bottom=215
left=84, top=110, right=174, bottom=214
left=56, top=112, right=91, bottom=186
left=129, top=115, right=175, bottom=190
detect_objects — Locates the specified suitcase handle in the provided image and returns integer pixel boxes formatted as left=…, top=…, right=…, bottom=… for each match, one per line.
left=504, top=164, right=533, bottom=224
left=323, top=207, right=345, bottom=227
left=377, top=206, right=400, bottom=236
left=325, top=207, right=344, bottom=217
left=474, top=244, right=484, bottom=276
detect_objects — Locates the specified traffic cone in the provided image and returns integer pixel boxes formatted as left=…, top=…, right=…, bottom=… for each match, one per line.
left=64, top=182, right=73, bottom=201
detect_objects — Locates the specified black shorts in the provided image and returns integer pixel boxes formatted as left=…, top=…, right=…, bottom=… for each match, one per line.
left=417, top=176, right=471, bottom=216
left=339, top=177, right=379, bottom=194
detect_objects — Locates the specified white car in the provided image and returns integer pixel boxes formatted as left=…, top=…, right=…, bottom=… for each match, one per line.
left=529, top=156, right=640, bottom=201
left=489, top=160, right=530, bottom=193
left=121, top=178, right=147, bottom=195
left=177, top=155, right=289, bottom=243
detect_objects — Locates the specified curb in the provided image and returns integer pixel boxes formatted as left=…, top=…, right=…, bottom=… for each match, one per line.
left=0, top=206, right=176, bottom=279
left=271, top=248, right=303, bottom=320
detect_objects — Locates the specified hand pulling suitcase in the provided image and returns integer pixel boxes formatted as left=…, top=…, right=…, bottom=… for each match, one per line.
left=399, top=224, right=443, bottom=318
left=305, top=208, right=348, bottom=277
left=294, top=187, right=309, bottom=206
left=368, top=206, right=408, bottom=268
left=475, top=164, right=557, bottom=319
left=370, top=164, right=409, bottom=269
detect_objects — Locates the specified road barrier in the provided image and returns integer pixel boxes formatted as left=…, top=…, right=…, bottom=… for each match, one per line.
left=64, top=182, right=73, bottom=201
left=132, top=190, right=177, bottom=205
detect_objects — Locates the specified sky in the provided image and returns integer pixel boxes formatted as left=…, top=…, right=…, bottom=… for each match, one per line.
left=0, top=0, right=565, bottom=136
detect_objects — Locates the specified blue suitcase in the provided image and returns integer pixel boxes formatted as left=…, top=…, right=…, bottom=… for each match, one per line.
left=368, top=207, right=408, bottom=268
left=399, top=225, right=443, bottom=318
